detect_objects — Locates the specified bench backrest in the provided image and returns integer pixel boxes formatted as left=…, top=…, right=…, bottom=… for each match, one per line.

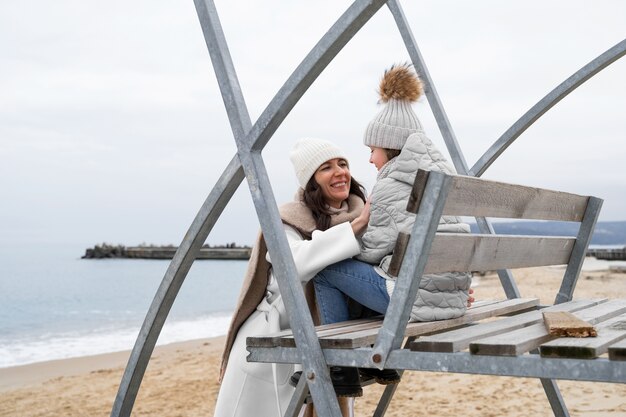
left=371, top=169, right=603, bottom=366
left=389, top=169, right=601, bottom=277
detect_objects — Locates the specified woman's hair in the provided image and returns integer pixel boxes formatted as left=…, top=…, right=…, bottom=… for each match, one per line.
left=384, top=148, right=401, bottom=161
left=303, top=176, right=366, bottom=231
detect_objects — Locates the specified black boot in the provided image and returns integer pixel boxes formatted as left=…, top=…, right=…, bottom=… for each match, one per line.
left=289, top=368, right=363, bottom=397
left=330, top=366, right=363, bottom=397
left=359, top=368, right=401, bottom=385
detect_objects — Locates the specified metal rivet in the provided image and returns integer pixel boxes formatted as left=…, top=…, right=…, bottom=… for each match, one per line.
left=306, top=371, right=315, bottom=380
left=372, top=353, right=382, bottom=363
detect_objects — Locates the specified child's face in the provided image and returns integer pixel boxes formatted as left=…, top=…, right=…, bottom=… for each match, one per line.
left=369, top=147, right=389, bottom=172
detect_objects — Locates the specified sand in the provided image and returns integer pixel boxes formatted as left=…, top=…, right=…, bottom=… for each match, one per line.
left=1, top=265, right=626, bottom=416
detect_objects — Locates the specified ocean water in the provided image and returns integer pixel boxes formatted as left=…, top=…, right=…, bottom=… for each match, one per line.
left=0, top=242, right=246, bottom=368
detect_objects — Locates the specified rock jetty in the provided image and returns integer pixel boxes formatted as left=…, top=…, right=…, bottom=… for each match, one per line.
left=82, top=243, right=251, bottom=260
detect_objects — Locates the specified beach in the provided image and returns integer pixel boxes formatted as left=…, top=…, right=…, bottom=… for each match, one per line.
left=2, top=264, right=626, bottom=416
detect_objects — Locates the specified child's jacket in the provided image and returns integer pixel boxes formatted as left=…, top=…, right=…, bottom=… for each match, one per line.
left=356, top=131, right=472, bottom=321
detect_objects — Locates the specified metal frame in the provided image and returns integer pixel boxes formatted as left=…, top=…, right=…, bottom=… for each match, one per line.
left=110, top=1, right=626, bottom=416
left=247, top=348, right=626, bottom=384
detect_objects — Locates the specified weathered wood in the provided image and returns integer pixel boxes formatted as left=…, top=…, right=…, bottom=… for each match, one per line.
left=411, top=299, right=604, bottom=353
left=317, top=298, right=539, bottom=349
left=423, top=234, right=575, bottom=273
left=390, top=233, right=575, bottom=277
left=248, top=299, right=539, bottom=349
left=406, top=170, right=429, bottom=213
left=387, top=232, right=411, bottom=277
left=542, top=311, right=597, bottom=337
left=470, top=299, right=626, bottom=356
left=248, top=301, right=509, bottom=348
left=387, top=170, right=586, bottom=277
left=540, top=313, right=626, bottom=359
left=443, top=175, right=589, bottom=221
left=246, top=317, right=382, bottom=348
left=608, top=338, right=626, bottom=361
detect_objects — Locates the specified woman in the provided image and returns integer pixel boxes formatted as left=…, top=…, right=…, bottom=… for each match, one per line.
left=214, top=138, right=369, bottom=417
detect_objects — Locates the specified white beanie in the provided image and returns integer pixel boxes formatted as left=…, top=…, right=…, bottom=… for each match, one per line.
left=289, top=138, right=347, bottom=188
left=364, top=64, right=424, bottom=150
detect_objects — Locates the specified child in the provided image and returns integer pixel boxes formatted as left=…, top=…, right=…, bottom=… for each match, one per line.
left=356, top=63, right=472, bottom=322
left=312, top=64, right=473, bottom=387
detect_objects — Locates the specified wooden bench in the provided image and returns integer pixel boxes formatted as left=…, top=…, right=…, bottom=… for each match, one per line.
left=247, top=169, right=626, bottom=417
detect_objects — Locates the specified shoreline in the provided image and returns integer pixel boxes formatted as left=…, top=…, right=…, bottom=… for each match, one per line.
left=0, top=337, right=225, bottom=393
left=2, top=265, right=626, bottom=416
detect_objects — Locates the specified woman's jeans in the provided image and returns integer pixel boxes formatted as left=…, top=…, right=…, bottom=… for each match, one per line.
left=314, top=259, right=390, bottom=324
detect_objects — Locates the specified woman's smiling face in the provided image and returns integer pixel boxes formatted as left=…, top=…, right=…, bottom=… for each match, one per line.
left=313, top=158, right=351, bottom=209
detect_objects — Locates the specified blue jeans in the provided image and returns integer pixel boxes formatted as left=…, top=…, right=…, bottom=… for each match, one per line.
left=314, top=259, right=390, bottom=324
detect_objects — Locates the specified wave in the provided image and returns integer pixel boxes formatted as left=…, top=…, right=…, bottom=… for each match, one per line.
left=0, top=312, right=232, bottom=369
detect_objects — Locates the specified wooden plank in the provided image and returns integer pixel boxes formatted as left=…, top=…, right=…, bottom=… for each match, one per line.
left=316, top=298, right=539, bottom=349
left=443, top=174, right=589, bottom=221
left=470, top=299, right=626, bottom=356
left=541, top=313, right=626, bottom=359
left=423, top=234, right=575, bottom=274
left=542, top=311, right=597, bottom=337
left=278, top=319, right=386, bottom=347
left=247, top=317, right=382, bottom=348
left=387, top=232, right=410, bottom=277
left=411, top=299, right=604, bottom=353
left=608, top=338, right=626, bottom=361
left=248, top=300, right=505, bottom=348
left=406, top=170, right=429, bottom=213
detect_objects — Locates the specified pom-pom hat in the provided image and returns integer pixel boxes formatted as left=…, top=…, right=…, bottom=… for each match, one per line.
left=290, top=138, right=348, bottom=188
left=364, top=64, right=424, bottom=150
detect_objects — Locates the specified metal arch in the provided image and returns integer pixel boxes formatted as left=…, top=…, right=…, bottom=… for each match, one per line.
left=387, top=0, right=522, bottom=298
left=387, top=0, right=470, bottom=175
left=200, top=1, right=390, bottom=415
left=110, top=156, right=245, bottom=417
left=470, top=38, right=626, bottom=178
left=110, top=1, right=624, bottom=416
left=111, top=1, right=388, bottom=416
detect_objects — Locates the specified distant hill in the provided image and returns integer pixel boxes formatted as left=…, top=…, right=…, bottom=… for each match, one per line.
left=468, top=221, right=626, bottom=246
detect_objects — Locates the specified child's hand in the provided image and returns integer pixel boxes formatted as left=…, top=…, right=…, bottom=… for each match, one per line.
left=467, top=288, right=475, bottom=308
left=351, top=197, right=371, bottom=236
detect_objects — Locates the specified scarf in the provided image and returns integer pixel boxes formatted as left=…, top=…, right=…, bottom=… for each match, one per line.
left=218, top=192, right=364, bottom=381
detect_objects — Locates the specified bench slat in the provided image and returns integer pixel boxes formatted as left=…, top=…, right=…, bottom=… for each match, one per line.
left=247, top=298, right=539, bottom=349
left=411, top=299, right=604, bottom=353
left=247, top=316, right=382, bottom=348
left=391, top=233, right=576, bottom=276
left=442, top=174, right=589, bottom=221
left=608, top=338, right=626, bottom=361
left=470, top=299, right=626, bottom=356
left=317, top=298, right=539, bottom=349
left=309, top=301, right=501, bottom=344
left=540, top=313, right=626, bottom=359
left=424, top=234, right=575, bottom=273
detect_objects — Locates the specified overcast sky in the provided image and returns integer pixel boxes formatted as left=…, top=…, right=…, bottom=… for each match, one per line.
left=1, top=1, right=625, bottom=248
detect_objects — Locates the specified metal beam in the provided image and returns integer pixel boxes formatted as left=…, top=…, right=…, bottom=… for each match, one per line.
left=248, top=347, right=626, bottom=384
left=111, top=156, right=244, bottom=417
left=470, top=38, right=626, bottom=178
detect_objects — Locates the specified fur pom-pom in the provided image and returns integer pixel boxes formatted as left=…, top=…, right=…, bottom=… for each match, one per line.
left=378, top=63, right=423, bottom=103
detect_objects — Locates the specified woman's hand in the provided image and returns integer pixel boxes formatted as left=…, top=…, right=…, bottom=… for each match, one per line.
left=467, top=288, right=475, bottom=308
left=351, top=198, right=371, bottom=236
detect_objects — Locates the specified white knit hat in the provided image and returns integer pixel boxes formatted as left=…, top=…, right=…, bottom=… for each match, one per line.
left=364, top=64, right=424, bottom=150
left=289, top=138, right=347, bottom=188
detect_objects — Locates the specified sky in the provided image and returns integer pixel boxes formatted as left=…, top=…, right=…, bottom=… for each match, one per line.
left=1, top=0, right=625, bottom=249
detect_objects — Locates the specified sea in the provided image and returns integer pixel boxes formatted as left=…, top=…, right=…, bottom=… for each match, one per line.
left=2, top=240, right=624, bottom=370
left=0, top=242, right=246, bottom=369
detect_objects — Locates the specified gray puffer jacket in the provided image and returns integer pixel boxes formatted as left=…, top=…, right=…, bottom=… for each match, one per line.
left=356, top=131, right=472, bottom=322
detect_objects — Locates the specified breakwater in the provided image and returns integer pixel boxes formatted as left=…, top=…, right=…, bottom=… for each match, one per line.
left=82, top=244, right=251, bottom=260
left=587, top=246, right=626, bottom=261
